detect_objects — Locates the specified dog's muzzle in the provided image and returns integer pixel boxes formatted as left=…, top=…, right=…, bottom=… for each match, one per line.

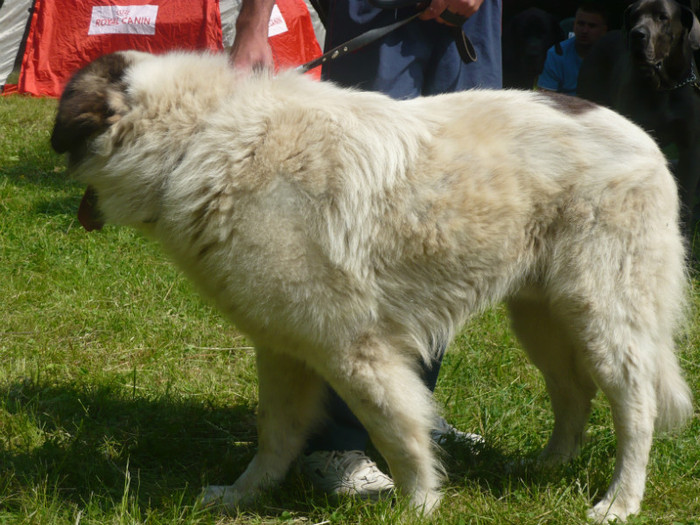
left=628, top=25, right=663, bottom=71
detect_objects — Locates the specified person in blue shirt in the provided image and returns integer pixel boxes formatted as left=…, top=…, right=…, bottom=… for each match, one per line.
left=537, top=1, right=608, bottom=95
left=230, top=0, right=502, bottom=499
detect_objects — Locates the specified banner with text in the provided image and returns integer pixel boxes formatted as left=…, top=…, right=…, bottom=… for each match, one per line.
left=19, top=0, right=223, bottom=97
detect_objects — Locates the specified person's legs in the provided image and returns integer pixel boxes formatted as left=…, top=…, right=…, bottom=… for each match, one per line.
left=304, top=387, right=370, bottom=452
left=301, top=337, right=481, bottom=496
left=301, top=339, right=445, bottom=500
left=305, top=338, right=445, bottom=454
left=423, top=5, right=502, bottom=94
left=322, top=3, right=429, bottom=97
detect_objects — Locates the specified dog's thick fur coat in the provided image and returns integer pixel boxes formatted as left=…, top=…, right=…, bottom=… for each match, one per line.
left=52, top=51, right=692, bottom=522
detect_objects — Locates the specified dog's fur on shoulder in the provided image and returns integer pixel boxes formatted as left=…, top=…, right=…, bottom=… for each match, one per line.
left=52, top=51, right=692, bottom=523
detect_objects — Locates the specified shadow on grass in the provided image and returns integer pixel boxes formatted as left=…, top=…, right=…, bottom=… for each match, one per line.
left=0, top=148, right=68, bottom=186
left=33, top=193, right=83, bottom=218
left=2, top=154, right=90, bottom=225
left=1, top=378, right=617, bottom=517
left=1, top=379, right=257, bottom=510
left=436, top=432, right=617, bottom=507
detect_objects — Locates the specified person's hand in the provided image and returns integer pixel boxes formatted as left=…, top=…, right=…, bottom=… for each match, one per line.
left=229, top=0, right=275, bottom=71
left=229, top=27, right=274, bottom=71
left=420, top=0, right=484, bottom=25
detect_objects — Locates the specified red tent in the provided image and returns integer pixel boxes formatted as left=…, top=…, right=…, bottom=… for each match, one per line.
left=268, top=0, right=322, bottom=77
left=6, top=0, right=321, bottom=97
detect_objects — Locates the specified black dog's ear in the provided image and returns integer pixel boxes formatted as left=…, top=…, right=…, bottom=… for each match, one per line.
left=51, top=53, right=131, bottom=154
left=680, top=5, right=700, bottom=50
left=622, top=3, right=636, bottom=33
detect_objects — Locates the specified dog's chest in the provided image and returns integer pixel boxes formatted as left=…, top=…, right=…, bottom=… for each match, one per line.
left=621, top=85, right=700, bottom=146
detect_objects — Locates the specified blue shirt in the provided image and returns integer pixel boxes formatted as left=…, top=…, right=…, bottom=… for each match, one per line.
left=537, top=36, right=581, bottom=95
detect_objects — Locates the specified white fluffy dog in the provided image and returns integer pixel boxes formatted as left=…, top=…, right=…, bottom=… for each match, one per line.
left=51, top=51, right=692, bottom=522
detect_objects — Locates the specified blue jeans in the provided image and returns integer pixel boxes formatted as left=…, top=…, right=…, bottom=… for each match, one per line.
left=306, top=341, right=447, bottom=451
left=321, top=0, right=503, bottom=96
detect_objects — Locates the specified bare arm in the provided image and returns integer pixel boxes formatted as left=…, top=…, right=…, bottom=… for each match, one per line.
left=420, top=0, right=484, bottom=24
left=229, top=0, right=276, bottom=70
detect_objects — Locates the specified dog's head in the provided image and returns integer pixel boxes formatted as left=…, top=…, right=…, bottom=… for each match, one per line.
left=51, top=51, right=151, bottom=231
left=51, top=52, right=139, bottom=160
left=623, top=0, right=700, bottom=85
left=52, top=51, right=242, bottom=233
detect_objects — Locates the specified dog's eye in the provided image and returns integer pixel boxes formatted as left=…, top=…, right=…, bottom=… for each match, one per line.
left=656, top=12, right=669, bottom=21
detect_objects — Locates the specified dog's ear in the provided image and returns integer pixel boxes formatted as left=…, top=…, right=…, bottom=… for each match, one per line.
left=51, top=53, right=132, bottom=154
left=681, top=5, right=700, bottom=50
left=622, top=3, right=634, bottom=33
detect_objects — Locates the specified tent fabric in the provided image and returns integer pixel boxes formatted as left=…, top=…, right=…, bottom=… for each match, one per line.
left=269, top=0, right=321, bottom=78
left=218, top=0, right=325, bottom=52
left=18, top=0, right=223, bottom=97
left=219, top=0, right=242, bottom=49
left=7, top=0, right=322, bottom=97
left=0, top=0, right=33, bottom=88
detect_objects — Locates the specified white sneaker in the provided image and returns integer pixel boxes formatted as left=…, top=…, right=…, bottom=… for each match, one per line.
left=299, top=450, right=394, bottom=499
left=431, top=417, right=485, bottom=449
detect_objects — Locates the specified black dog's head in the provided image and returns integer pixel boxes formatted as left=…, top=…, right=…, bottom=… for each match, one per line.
left=502, top=8, right=566, bottom=88
left=623, top=0, right=700, bottom=86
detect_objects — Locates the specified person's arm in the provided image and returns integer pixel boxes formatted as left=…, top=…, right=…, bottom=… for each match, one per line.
left=420, top=0, right=484, bottom=24
left=229, top=0, right=276, bottom=70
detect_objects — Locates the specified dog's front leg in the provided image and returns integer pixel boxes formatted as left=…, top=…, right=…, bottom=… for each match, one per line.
left=319, top=335, right=443, bottom=514
left=201, top=346, right=326, bottom=511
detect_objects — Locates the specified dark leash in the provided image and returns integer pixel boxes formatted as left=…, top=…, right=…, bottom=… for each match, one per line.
left=297, top=2, right=477, bottom=74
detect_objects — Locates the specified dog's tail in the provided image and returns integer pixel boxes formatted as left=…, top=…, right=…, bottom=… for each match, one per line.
left=654, top=340, right=694, bottom=433
left=653, top=248, right=693, bottom=432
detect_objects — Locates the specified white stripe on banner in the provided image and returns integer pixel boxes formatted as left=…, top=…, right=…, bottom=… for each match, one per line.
left=268, top=4, right=288, bottom=38
left=88, top=5, right=159, bottom=36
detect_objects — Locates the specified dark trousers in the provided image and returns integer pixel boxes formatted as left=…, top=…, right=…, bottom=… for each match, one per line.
left=306, top=341, right=446, bottom=452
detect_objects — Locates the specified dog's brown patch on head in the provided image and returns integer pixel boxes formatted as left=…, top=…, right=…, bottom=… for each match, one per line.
left=51, top=52, right=132, bottom=157
left=538, top=90, right=598, bottom=115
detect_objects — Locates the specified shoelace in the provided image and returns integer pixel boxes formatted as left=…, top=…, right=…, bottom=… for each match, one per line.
left=320, top=450, right=375, bottom=478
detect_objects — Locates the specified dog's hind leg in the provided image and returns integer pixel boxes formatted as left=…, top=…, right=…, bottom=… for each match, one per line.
left=201, top=346, right=326, bottom=510
left=508, top=294, right=598, bottom=466
left=318, top=334, right=443, bottom=514
left=519, top=280, right=659, bottom=522
left=582, top=330, right=660, bottom=523
left=555, top=285, right=689, bottom=521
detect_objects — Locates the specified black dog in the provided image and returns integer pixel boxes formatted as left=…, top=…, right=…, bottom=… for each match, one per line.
left=502, top=7, right=565, bottom=89
left=578, top=0, right=700, bottom=237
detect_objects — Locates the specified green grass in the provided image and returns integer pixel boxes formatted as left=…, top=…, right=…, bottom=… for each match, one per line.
left=1, top=95, right=699, bottom=524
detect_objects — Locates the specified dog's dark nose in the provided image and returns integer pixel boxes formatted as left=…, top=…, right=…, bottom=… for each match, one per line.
left=629, top=26, right=650, bottom=44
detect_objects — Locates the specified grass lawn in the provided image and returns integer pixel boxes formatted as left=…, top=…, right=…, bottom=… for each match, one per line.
left=1, top=95, right=698, bottom=524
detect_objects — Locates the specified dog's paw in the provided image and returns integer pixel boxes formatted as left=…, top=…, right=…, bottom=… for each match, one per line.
left=537, top=449, right=576, bottom=469
left=408, top=489, right=442, bottom=517
left=199, top=484, right=242, bottom=512
left=587, top=499, right=637, bottom=523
